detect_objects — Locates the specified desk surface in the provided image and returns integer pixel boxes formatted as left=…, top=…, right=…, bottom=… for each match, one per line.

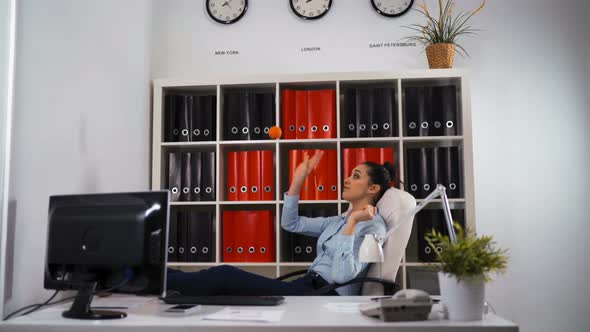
left=1, top=296, right=518, bottom=332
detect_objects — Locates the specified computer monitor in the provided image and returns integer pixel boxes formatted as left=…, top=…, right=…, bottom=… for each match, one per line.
left=44, top=190, right=169, bottom=319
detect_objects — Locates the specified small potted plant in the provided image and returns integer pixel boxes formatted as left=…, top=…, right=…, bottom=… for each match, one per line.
left=403, top=0, right=486, bottom=68
left=426, top=223, right=508, bottom=321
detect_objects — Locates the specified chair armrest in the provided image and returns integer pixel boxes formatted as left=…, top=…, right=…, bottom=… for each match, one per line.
left=276, top=269, right=308, bottom=281
left=312, top=277, right=401, bottom=296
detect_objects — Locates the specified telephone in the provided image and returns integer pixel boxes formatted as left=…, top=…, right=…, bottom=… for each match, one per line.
left=359, top=289, right=433, bottom=322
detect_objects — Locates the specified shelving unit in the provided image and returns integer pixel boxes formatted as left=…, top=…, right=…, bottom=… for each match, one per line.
left=151, top=70, right=475, bottom=289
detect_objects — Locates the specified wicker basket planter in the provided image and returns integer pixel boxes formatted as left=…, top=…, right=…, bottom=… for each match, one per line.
left=426, top=43, right=456, bottom=69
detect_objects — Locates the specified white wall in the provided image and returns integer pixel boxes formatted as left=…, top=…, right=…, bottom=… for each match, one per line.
left=3, top=0, right=153, bottom=315
left=151, top=1, right=590, bottom=332
left=0, top=0, right=17, bottom=319
left=4, top=0, right=589, bottom=331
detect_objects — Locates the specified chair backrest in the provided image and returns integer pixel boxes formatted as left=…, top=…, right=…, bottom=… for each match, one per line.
left=358, top=187, right=416, bottom=295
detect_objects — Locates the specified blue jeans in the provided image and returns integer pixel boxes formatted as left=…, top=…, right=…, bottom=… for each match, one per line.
left=167, top=265, right=322, bottom=296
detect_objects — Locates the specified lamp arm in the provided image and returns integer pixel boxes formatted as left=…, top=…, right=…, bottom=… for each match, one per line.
left=379, top=185, right=457, bottom=244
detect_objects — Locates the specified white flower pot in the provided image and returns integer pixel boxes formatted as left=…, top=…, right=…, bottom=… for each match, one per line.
left=438, top=272, right=485, bottom=321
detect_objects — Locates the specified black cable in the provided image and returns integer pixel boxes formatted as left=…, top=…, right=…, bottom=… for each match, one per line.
left=3, top=290, right=60, bottom=321
left=3, top=276, right=131, bottom=321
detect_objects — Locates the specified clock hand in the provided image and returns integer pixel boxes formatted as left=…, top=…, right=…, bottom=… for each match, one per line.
left=222, top=2, right=228, bottom=7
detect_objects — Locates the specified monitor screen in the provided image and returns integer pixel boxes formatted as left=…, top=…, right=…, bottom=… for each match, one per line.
left=44, top=191, right=169, bottom=311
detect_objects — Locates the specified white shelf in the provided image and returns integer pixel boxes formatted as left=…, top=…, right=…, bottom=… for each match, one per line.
left=170, top=201, right=216, bottom=206
left=403, top=262, right=440, bottom=267
left=152, top=70, right=475, bottom=283
left=402, top=135, right=463, bottom=142
left=219, top=201, right=276, bottom=205
left=161, top=142, right=216, bottom=147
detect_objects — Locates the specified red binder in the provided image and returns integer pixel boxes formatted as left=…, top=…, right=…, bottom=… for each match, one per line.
left=240, top=210, right=257, bottom=262
left=247, top=150, right=262, bottom=201
left=261, top=150, right=274, bottom=200
left=326, top=149, right=338, bottom=199
left=237, top=151, right=249, bottom=201
left=365, top=147, right=381, bottom=164
left=300, top=150, right=314, bottom=200
left=244, top=210, right=275, bottom=262
left=380, top=147, right=395, bottom=165
left=282, top=89, right=297, bottom=139
left=289, top=149, right=299, bottom=192
left=295, top=91, right=309, bottom=139
left=227, top=151, right=238, bottom=201
left=222, top=211, right=237, bottom=262
left=314, top=149, right=336, bottom=200
left=319, top=89, right=336, bottom=139
left=355, top=148, right=368, bottom=171
left=256, top=210, right=275, bottom=262
left=342, top=148, right=356, bottom=181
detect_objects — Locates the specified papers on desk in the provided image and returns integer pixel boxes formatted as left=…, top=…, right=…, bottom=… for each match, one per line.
left=323, top=302, right=364, bottom=313
left=90, top=296, right=156, bottom=309
left=202, top=308, right=285, bottom=323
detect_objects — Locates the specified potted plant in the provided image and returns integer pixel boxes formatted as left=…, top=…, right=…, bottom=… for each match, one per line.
left=403, top=0, right=486, bottom=68
left=425, top=223, right=508, bottom=321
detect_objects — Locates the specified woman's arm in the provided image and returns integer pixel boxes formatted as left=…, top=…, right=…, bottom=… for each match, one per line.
left=329, top=214, right=386, bottom=284
left=282, top=151, right=336, bottom=236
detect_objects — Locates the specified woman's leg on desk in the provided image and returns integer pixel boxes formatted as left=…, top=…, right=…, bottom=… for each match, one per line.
left=167, top=265, right=311, bottom=296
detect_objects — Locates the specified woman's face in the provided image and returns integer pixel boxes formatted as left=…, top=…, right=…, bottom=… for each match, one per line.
left=342, top=164, right=378, bottom=202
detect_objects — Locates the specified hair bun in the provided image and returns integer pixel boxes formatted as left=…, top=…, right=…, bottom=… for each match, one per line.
left=382, top=162, right=395, bottom=181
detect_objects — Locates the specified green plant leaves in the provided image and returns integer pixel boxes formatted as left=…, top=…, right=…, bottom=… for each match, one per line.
left=425, top=223, right=509, bottom=282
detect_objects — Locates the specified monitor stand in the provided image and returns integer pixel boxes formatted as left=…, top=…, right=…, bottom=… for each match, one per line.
left=62, top=282, right=127, bottom=320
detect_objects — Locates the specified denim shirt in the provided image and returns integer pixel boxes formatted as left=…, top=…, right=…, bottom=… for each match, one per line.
left=281, top=193, right=387, bottom=295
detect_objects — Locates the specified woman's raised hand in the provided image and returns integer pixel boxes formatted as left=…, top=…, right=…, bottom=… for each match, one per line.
left=293, top=150, right=324, bottom=182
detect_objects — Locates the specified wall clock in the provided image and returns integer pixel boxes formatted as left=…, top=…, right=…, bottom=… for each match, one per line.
left=206, top=0, right=248, bottom=24
left=371, top=0, right=414, bottom=18
left=290, top=0, right=332, bottom=20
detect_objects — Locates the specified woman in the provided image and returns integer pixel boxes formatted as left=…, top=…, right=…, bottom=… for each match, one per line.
left=167, top=151, right=392, bottom=296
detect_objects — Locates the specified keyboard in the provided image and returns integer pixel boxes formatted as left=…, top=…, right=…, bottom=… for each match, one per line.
left=162, top=295, right=285, bottom=306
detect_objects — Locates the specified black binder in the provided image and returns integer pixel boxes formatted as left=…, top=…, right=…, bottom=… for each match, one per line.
left=168, top=152, right=181, bottom=202
left=418, top=209, right=465, bottom=262
left=260, top=92, right=276, bottom=140
left=201, top=151, right=216, bottom=201
left=372, top=87, right=395, bottom=137
left=342, top=88, right=357, bottom=138
left=180, top=152, right=192, bottom=201
left=419, top=87, right=432, bottom=137
left=190, top=152, right=202, bottom=201
left=418, top=147, right=430, bottom=198
left=404, top=87, right=423, bottom=136
left=356, top=89, right=370, bottom=138
left=249, top=93, right=263, bottom=140
left=167, top=209, right=178, bottom=263
left=190, top=95, right=203, bottom=142
left=405, top=148, right=421, bottom=197
left=430, top=147, right=441, bottom=191
left=440, top=146, right=462, bottom=198
left=197, top=211, right=215, bottom=262
left=187, top=211, right=200, bottom=262
left=164, top=94, right=179, bottom=142
left=429, top=87, right=445, bottom=136
left=239, top=92, right=252, bottom=140
left=223, top=92, right=241, bottom=140
left=177, top=211, right=189, bottom=262
left=440, top=85, right=458, bottom=136
left=178, top=95, right=192, bottom=142
left=201, top=95, right=216, bottom=141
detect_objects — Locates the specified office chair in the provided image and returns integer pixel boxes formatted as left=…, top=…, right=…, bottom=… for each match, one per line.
left=277, top=187, right=416, bottom=296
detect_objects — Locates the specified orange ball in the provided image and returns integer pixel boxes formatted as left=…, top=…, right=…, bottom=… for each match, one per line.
left=269, top=126, right=282, bottom=139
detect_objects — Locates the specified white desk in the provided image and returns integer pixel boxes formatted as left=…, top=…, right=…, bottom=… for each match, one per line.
left=1, top=296, right=518, bottom=332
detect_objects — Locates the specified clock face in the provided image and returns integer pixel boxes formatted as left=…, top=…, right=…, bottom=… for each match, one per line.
left=290, top=0, right=332, bottom=20
left=206, top=0, right=248, bottom=24
left=371, top=0, right=414, bottom=17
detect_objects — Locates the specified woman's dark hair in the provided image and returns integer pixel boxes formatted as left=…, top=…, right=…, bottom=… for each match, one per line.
left=363, top=161, right=396, bottom=204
